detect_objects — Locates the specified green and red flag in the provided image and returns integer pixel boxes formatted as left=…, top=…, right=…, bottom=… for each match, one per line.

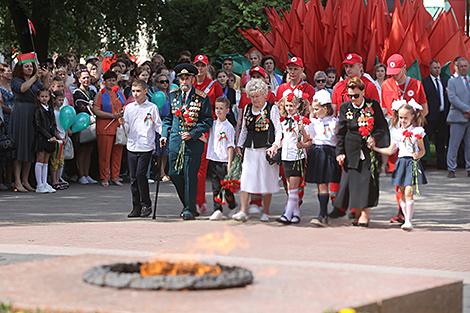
left=17, top=52, right=37, bottom=65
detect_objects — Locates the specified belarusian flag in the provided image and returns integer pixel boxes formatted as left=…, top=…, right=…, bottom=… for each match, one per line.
left=17, top=52, right=37, bottom=65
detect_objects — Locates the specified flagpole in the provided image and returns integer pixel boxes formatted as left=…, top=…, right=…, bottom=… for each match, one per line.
left=27, top=19, right=39, bottom=64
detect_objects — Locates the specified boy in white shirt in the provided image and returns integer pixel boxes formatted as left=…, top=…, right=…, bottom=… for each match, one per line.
left=207, top=97, right=237, bottom=220
left=123, top=80, right=162, bottom=218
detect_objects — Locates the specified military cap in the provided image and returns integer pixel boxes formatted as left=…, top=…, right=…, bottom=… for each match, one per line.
left=174, top=63, right=198, bottom=76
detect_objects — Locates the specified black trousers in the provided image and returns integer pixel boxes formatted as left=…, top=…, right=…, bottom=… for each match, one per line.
left=127, top=150, right=152, bottom=209
left=426, top=112, right=449, bottom=169
left=207, top=160, right=236, bottom=211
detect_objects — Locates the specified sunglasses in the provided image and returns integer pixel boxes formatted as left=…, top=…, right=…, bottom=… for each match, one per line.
left=316, top=79, right=326, bottom=83
left=348, top=93, right=361, bottom=99
left=159, top=80, right=169, bottom=84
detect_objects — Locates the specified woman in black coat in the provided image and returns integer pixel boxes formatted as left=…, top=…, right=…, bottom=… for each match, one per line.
left=334, top=77, right=389, bottom=227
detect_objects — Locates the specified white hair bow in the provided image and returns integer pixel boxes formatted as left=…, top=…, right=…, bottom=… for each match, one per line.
left=391, top=98, right=423, bottom=111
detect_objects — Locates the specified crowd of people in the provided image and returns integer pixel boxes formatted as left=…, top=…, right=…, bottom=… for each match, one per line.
left=1, top=49, right=469, bottom=231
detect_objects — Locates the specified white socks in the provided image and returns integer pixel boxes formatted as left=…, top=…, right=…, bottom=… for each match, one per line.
left=285, top=189, right=299, bottom=219
left=35, top=163, right=43, bottom=187
left=35, top=162, right=49, bottom=187
left=405, top=200, right=415, bottom=223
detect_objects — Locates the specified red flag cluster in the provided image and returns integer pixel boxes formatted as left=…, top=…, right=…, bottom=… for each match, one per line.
left=239, top=0, right=469, bottom=79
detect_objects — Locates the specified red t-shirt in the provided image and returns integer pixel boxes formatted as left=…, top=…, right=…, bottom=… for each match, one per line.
left=332, top=76, right=380, bottom=113
left=381, top=77, right=427, bottom=117
left=194, top=76, right=223, bottom=108
left=238, top=92, right=277, bottom=110
left=276, top=81, right=315, bottom=103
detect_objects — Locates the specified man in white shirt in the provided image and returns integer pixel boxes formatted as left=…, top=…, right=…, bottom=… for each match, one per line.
left=124, top=80, right=162, bottom=218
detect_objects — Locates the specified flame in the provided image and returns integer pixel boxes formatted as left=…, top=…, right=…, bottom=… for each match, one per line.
left=189, top=227, right=250, bottom=255
left=140, top=260, right=222, bottom=277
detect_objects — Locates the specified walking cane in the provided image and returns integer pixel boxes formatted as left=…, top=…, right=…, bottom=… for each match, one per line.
left=152, top=155, right=161, bottom=220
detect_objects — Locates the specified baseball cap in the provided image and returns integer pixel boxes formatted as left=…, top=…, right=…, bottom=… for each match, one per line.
left=342, top=53, right=363, bottom=65
left=249, top=66, right=267, bottom=78
left=193, top=54, right=209, bottom=66
left=313, top=89, right=332, bottom=105
left=287, top=56, right=304, bottom=68
left=386, top=54, right=406, bottom=75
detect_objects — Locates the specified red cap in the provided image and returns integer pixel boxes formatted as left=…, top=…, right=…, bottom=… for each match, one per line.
left=342, top=53, right=363, bottom=65
left=193, top=54, right=209, bottom=66
left=386, top=54, right=406, bottom=75
left=287, top=56, right=304, bottom=68
left=249, top=66, right=267, bottom=78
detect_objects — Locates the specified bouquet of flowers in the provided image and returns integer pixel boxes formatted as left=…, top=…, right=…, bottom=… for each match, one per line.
left=214, top=154, right=242, bottom=205
left=402, top=129, right=423, bottom=194
left=357, top=102, right=377, bottom=179
left=174, top=108, right=193, bottom=173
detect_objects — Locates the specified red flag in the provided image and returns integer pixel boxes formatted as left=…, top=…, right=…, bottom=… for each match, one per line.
left=238, top=28, right=273, bottom=56
left=27, top=19, right=36, bottom=36
left=433, top=30, right=467, bottom=64
left=322, top=0, right=335, bottom=59
left=272, top=28, right=290, bottom=71
left=382, top=3, right=405, bottom=62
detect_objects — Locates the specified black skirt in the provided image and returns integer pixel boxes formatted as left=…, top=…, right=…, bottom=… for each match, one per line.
left=36, top=134, right=56, bottom=154
left=333, top=159, right=379, bottom=209
left=282, top=159, right=305, bottom=178
left=305, top=145, right=341, bottom=184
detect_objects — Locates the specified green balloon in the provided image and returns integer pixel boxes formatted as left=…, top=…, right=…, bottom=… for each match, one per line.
left=151, top=91, right=166, bottom=110
left=59, top=105, right=76, bottom=130
left=71, top=112, right=91, bottom=133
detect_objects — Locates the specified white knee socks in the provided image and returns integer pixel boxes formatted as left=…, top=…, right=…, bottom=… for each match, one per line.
left=35, top=163, right=43, bottom=187
left=42, top=163, right=49, bottom=186
left=285, top=189, right=299, bottom=219
left=405, top=200, right=415, bottom=223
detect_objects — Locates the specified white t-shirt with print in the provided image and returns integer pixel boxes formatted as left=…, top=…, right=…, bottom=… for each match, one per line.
left=207, top=119, right=235, bottom=162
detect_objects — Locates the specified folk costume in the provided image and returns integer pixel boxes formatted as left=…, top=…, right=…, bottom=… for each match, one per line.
left=162, top=63, right=213, bottom=220
left=334, top=98, right=389, bottom=210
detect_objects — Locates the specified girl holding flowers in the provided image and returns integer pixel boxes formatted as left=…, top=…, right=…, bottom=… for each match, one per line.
left=370, top=99, right=427, bottom=231
left=276, top=93, right=312, bottom=224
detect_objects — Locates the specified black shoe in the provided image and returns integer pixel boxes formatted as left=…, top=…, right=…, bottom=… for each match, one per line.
left=127, top=207, right=142, bottom=218
left=447, top=171, right=456, bottom=178
left=329, top=208, right=346, bottom=218
left=348, top=211, right=356, bottom=220
left=467, top=171, right=470, bottom=177
left=182, top=211, right=195, bottom=220
left=141, top=206, right=152, bottom=217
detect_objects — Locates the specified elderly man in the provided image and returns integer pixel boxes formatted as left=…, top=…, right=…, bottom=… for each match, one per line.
left=446, top=56, right=470, bottom=178
left=160, top=63, right=213, bottom=220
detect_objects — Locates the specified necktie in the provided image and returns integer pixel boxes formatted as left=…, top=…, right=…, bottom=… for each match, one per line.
left=435, top=78, right=443, bottom=111
left=182, top=92, right=187, bottom=105
left=463, top=77, right=470, bottom=90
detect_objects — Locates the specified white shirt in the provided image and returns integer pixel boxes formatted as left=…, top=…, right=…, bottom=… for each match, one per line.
left=54, top=105, right=66, bottom=139
left=207, top=119, right=235, bottom=162
left=391, top=126, right=426, bottom=158
left=124, top=100, right=162, bottom=152
left=280, top=115, right=306, bottom=161
left=237, top=102, right=282, bottom=149
left=307, top=115, right=338, bottom=146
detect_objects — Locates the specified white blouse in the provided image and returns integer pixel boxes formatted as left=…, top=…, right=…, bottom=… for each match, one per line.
left=307, top=115, right=338, bottom=146
left=237, top=102, right=282, bottom=149
left=391, top=126, right=426, bottom=158
left=281, top=115, right=306, bottom=161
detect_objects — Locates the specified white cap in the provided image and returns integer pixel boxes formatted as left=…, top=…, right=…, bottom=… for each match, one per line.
left=313, top=89, right=331, bottom=105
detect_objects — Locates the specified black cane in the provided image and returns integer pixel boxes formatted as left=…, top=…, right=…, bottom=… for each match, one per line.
left=152, top=155, right=161, bottom=220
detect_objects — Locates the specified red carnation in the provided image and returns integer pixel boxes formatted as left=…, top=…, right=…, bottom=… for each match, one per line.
left=214, top=196, right=222, bottom=204
left=302, top=93, right=310, bottom=100
left=294, top=115, right=300, bottom=122
left=302, top=117, right=311, bottom=125
left=111, top=86, right=119, bottom=93
left=403, top=130, right=412, bottom=137
left=280, top=116, right=285, bottom=122
left=185, top=117, right=193, bottom=124
left=415, top=134, right=423, bottom=140
left=101, top=89, right=106, bottom=94
left=359, top=126, right=369, bottom=137
left=183, top=113, right=189, bottom=118
left=175, top=109, right=182, bottom=117
left=287, top=93, right=295, bottom=102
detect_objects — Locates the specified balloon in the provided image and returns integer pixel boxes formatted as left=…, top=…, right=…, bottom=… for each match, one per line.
left=151, top=91, right=166, bottom=110
left=59, top=105, right=76, bottom=130
left=71, top=112, right=91, bottom=133
left=170, top=84, right=179, bottom=91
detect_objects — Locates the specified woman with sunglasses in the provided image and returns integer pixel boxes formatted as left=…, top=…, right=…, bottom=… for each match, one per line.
left=313, top=71, right=330, bottom=94
left=334, top=77, right=389, bottom=227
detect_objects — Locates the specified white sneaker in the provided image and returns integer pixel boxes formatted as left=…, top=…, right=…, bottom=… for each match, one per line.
left=209, top=210, right=225, bottom=221
left=259, top=213, right=270, bottom=222
left=401, top=221, right=414, bottom=231
left=248, top=204, right=261, bottom=215
left=148, top=179, right=155, bottom=184
left=35, top=184, right=48, bottom=193
left=45, top=183, right=56, bottom=193
left=86, top=176, right=98, bottom=184
left=232, top=211, right=248, bottom=222
left=78, top=176, right=89, bottom=185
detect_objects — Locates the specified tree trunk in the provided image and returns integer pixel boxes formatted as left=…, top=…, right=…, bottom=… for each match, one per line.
left=7, top=0, right=33, bottom=53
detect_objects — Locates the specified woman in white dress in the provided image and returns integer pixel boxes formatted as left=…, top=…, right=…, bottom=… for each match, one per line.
left=233, top=79, right=282, bottom=222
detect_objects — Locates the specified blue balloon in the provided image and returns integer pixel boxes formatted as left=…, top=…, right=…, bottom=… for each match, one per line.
left=151, top=91, right=166, bottom=110
left=59, top=106, right=76, bottom=130
left=71, top=113, right=91, bottom=133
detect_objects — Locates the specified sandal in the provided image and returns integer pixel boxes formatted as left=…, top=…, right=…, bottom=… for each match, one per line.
left=276, top=214, right=291, bottom=225
left=291, top=215, right=301, bottom=224
left=13, top=184, right=28, bottom=193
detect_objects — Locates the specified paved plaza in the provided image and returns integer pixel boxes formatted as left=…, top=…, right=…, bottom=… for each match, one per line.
left=0, top=169, right=469, bottom=312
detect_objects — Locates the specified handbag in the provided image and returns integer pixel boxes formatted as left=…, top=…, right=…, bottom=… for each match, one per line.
left=265, top=148, right=282, bottom=165
left=0, top=133, right=15, bottom=152
left=79, top=122, right=96, bottom=143
left=114, top=124, right=127, bottom=145
left=63, top=137, right=74, bottom=160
